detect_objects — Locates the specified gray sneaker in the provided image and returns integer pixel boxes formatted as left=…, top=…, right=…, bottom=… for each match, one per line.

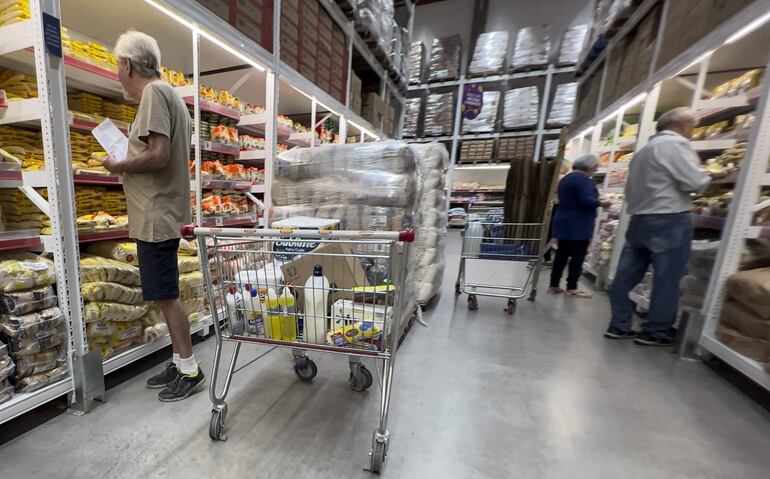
left=158, top=366, right=206, bottom=402
left=146, top=363, right=181, bottom=389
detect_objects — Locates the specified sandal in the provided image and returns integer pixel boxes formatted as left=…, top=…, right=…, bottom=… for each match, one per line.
left=566, top=289, right=593, bottom=298
left=547, top=287, right=564, bottom=294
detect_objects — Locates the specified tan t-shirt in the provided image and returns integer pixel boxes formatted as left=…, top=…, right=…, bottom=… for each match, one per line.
left=123, top=80, right=192, bottom=243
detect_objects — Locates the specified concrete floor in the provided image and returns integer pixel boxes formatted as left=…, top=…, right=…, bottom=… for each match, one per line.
left=1, top=231, right=770, bottom=478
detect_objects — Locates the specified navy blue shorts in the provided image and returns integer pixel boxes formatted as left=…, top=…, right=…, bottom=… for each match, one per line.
left=136, top=238, right=180, bottom=301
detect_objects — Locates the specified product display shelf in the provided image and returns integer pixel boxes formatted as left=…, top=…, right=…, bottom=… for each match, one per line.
left=198, top=140, right=240, bottom=156
left=700, top=334, right=770, bottom=390
left=77, top=229, right=130, bottom=243
left=69, top=113, right=130, bottom=134
left=239, top=149, right=266, bottom=161
left=0, top=165, right=23, bottom=187
left=695, top=86, right=762, bottom=124
left=102, top=315, right=214, bottom=375
left=201, top=212, right=260, bottom=227
left=407, top=66, right=577, bottom=91
left=23, top=170, right=122, bottom=187
left=197, top=179, right=255, bottom=190
left=0, top=231, right=44, bottom=251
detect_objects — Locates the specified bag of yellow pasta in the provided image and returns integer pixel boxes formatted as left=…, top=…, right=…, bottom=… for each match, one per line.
left=83, top=301, right=147, bottom=323
left=0, top=252, right=55, bottom=292
left=109, top=320, right=142, bottom=342
left=80, top=254, right=141, bottom=286
left=81, top=281, right=143, bottom=304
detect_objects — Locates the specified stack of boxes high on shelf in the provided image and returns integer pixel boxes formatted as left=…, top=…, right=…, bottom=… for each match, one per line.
left=281, top=0, right=349, bottom=103
left=498, top=137, right=535, bottom=162
left=349, top=73, right=362, bottom=115
left=458, top=140, right=495, bottom=164
left=408, top=41, right=426, bottom=84
left=362, top=92, right=396, bottom=137
left=195, top=0, right=273, bottom=51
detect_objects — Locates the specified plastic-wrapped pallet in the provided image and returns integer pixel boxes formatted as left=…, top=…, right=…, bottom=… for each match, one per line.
left=558, top=25, right=588, bottom=65
left=428, top=35, right=461, bottom=82
left=468, top=32, right=508, bottom=77
left=408, top=41, right=426, bottom=84
left=462, top=91, right=500, bottom=133
left=403, top=97, right=422, bottom=138
left=410, top=143, right=449, bottom=303
left=547, top=82, right=577, bottom=126
left=503, top=87, right=539, bottom=129
left=424, top=92, right=454, bottom=137
left=511, top=25, right=550, bottom=71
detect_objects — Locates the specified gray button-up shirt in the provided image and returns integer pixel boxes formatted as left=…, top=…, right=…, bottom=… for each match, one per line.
left=625, top=130, right=711, bottom=215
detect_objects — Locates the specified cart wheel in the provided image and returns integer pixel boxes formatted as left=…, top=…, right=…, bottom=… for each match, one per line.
left=467, top=294, right=478, bottom=311
left=454, top=282, right=461, bottom=295
left=209, top=408, right=227, bottom=441
left=350, top=365, right=373, bottom=392
left=505, top=299, right=516, bottom=315
left=294, top=357, right=318, bottom=382
left=369, top=439, right=387, bottom=473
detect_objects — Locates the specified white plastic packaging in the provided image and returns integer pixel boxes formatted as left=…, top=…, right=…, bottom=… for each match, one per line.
left=503, top=86, right=540, bottom=129
left=468, top=31, right=508, bottom=76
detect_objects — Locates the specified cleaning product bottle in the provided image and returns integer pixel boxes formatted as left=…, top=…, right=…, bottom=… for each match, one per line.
left=303, top=265, right=330, bottom=344
left=225, top=284, right=245, bottom=335
left=247, top=287, right=265, bottom=337
left=265, top=288, right=282, bottom=339
left=278, top=284, right=298, bottom=341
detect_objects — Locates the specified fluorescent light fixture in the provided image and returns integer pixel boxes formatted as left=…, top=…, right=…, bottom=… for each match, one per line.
left=144, top=0, right=265, bottom=72
left=315, top=99, right=338, bottom=116
left=454, top=164, right=511, bottom=170
left=726, top=11, right=770, bottom=44
left=675, top=50, right=713, bottom=76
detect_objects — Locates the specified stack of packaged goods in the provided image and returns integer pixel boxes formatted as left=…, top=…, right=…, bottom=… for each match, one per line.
left=61, top=30, right=117, bottom=73
left=547, top=82, right=577, bottom=126
left=200, top=111, right=239, bottom=147
left=428, top=35, right=462, bottom=82
left=68, top=91, right=103, bottom=117
left=408, top=41, right=426, bottom=85
left=200, top=189, right=253, bottom=219
left=543, top=139, right=559, bottom=158
left=103, top=101, right=137, bottom=124
left=199, top=85, right=240, bottom=111
left=423, top=92, right=454, bottom=136
left=0, top=189, right=47, bottom=232
left=411, top=143, right=449, bottom=303
left=0, top=126, right=43, bottom=171
left=161, top=66, right=190, bottom=87
left=498, top=137, right=535, bottom=162
left=462, top=91, right=499, bottom=133
left=557, top=25, right=589, bottom=66
left=680, top=241, right=719, bottom=312
left=0, top=253, right=67, bottom=397
left=459, top=140, right=495, bottom=164
left=467, top=32, right=508, bottom=77
left=0, top=69, right=37, bottom=99
left=403, top=98, right=422, bottom=138
left=353, top=0, right=398, bottom=59
left=239, top=135, right=264, bottom=152
left=66, top=186, right=128, bottom=233
left=503, top=87, right=540, bottom=130
left=717, top=265, right=770, bottom=369
left=511, top=26, right=550, bottom=71
left=583, top=198, right=622, bottom=275
left=0, top=0, right=30, bottom=26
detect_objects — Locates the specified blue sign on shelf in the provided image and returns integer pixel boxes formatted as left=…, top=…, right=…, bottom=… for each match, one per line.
left=42, top=12, right=62, bottom=58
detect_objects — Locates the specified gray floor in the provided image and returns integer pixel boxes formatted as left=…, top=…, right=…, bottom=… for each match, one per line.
left=1, top=231, right=770, bottom=478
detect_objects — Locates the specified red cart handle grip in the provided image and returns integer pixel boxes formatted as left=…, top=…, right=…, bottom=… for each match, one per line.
left=399, top=228, right=415, bottom=243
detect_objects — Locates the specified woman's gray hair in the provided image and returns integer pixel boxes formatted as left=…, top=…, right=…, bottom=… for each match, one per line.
left=114, top=30, right=161, bottom=78
left=572, top=154, right=598, bottom=171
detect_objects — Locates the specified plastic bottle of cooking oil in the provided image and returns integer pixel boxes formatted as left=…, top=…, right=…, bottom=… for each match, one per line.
left=264, top=288, right=282, bottom=340
left=278, top=284, right=297, bottom=341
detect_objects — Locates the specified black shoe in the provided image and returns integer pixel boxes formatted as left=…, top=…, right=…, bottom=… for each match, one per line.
left=158, top=367, right=206, bottom=402
left=603, top=326, right=638, bottom=339
left=634, top=332, right=674, bottom=347
left=146, top=362, right=181, bottom=389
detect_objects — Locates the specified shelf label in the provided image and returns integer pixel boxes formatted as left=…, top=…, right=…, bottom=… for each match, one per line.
left=462, top=84, right=483, bottom=120
left=42, top=13, right=62, bottom=58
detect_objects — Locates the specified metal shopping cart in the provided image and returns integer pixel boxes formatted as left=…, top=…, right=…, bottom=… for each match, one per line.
left=185, top=224, right=415, bottom=473
left=455, top=220, right=548, bottom=313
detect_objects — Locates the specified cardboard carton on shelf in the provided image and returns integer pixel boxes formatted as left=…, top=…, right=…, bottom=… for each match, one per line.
left=299, top=64, right=316, bottom=82
left=196, top=0, right=230, bottom=21
left=282, top=17, right=299, bottom=39
left=235, top=13, right=262, bottom=43
left=283, top=53, right=299, bottom=70
left=302, top=0, right=319, bottom=13
left=282, top=36, right=300, bottom=57
left=283, top=3, right=300, bottom=23
left=234, top=0, right=264, bottom=23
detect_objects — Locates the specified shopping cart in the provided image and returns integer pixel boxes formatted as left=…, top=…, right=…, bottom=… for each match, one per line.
left=184, top=224, right=415, bottom=473
left=455, top=221, right=547, bottom=313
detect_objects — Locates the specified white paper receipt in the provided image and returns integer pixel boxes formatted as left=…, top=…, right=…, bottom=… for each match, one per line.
left=92, top=118, right=128, bottom=162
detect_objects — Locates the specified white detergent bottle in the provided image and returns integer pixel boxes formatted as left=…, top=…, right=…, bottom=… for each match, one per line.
left=225, top=284, right=245, bottom=335
left=247, top=287, right=265, bottom=337
left=303, top=265, right=330, bottom=344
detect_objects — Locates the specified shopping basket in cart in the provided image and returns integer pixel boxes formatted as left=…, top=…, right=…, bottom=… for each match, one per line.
left=455, top=221, right=547, bottom=313
left=185, top=224, right=415, bottom=473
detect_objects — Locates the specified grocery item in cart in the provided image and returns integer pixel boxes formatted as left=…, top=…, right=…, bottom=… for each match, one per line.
left=511, top=25, right=550, bottom=71
left=428, top=35, right=462, bottom=82
left=503, top=86, right=540, bottom=129
left=303, top=265, right=330, bottom=345
left=468, top=31, right=508, bottom=77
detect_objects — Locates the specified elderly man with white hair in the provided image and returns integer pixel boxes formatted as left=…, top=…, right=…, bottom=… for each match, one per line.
left=548, top=153, right=610, bottom=298
left=102, top=31, right=203, bottom=401
left=605, top=107, right=711, bottom=346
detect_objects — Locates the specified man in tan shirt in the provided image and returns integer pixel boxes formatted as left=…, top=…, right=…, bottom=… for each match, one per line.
left=103, top=31, right=204, bottom=401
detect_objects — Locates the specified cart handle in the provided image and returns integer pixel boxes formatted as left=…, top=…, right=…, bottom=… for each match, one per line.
left=181, top=224, right=415, bottom=242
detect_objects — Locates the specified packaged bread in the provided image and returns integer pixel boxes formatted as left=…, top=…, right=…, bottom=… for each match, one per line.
left=81, top=281, right=143, bottom=304
left=0, top=285, right=57, bottom=315
left=83, top=301, right=148, bottom=323
left=0, top=253, right=56, bottom=292
left=80, top=254, right=141, bottom=286
left=6, top=325, right=66, bottom=356
left=0, top=306, right=64, bottom=340
left=14, top=364, right=68, bottom=394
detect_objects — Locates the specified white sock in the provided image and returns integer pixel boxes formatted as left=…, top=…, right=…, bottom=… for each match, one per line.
left=172, top=353, right=181, bottom=368
left=179, top=354, right=198, bottom=375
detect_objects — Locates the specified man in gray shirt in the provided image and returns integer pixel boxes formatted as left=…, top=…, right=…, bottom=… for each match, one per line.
left=605, top=107, right=711, bottom=346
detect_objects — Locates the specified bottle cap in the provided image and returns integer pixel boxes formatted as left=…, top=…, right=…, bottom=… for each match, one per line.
left=313, top=265, right=323, bottom=276
left=251, top=287, right=257, bottom=297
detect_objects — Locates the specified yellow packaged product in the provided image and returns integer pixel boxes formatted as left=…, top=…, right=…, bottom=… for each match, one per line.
left=143, top=322, right=168, bottom=343
left=178, top=256, right=199, bottom=274
left=86, top=319, right=114, bottom=339
left=109, top=320, right=142, bottom=342
left=0, top=252, right=55, bottom=292
left=81, top=281, right=143, bottom=304
left=88, top=337, right=113, bottom=360
left=83, top=301, right=148, bottom=323
left=86, top=240, right=137, bottom=265
left=79, top=254, right=141, bottom=286
left=178, top=238, right=197, bottom=256
left=179, top=271, right=203, bottom=291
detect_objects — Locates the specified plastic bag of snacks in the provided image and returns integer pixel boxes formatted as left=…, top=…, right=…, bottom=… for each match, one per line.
left=0, top=306, right=64, bottom=340
left=0, top=252, right=56, bottom=292
left=0, top=285, right=57, bottom=316
left=86, top=319, right=114, bottom=339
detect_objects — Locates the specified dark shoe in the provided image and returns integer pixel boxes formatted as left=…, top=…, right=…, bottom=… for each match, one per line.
left=634, top=332, right=674, bottom=347
left=158, top=367, right=206, bottom=402
left=604, top=326, right=638, bottom=339
left=146, top=362, right=181, bottom=389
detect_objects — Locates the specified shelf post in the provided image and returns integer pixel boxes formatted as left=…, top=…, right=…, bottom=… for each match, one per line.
left=32, top=0, right=104, bottom=413
left=193, top=29, right=203, bottom=227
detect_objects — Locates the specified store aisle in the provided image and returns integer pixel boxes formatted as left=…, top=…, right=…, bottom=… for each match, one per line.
left=1, top=231, right=769, bottom=479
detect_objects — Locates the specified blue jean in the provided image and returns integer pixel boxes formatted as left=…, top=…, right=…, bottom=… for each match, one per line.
left=609, top=213, right=692, bottom=337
